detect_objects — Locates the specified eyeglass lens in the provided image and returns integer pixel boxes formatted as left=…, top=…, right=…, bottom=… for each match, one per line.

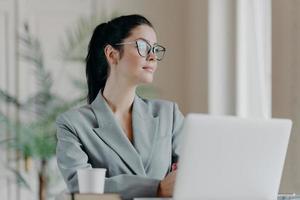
left=136, top=40, right=165, bottom=60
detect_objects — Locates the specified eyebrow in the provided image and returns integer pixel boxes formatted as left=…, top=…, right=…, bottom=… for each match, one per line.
left=136, top=37, right=158, bottom=46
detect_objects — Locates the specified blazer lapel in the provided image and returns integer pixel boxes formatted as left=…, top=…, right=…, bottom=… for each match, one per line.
left=132, top=95, right=159, bottom=171
left=90, top=91, right=146, bottom=176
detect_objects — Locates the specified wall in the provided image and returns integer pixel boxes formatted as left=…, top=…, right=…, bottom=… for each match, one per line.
left=185, top=0, right=209, bottom=114
left=0, top=0, right=19, bottom=199
left=272, top=0, right=300, bottom=193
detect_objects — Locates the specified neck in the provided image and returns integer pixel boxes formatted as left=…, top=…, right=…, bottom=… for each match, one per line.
left=102, top=76, right=137, bottom=115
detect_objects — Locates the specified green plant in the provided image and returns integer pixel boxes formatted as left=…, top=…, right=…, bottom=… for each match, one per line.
left=0, top=23, right=82, bottom=200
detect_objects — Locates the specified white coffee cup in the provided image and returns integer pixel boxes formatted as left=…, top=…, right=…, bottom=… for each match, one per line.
left=77, top=168, right=106, bottom=194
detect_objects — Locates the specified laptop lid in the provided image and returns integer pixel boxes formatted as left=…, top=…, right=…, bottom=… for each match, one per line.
left=174, top=114, right=292, bottom=200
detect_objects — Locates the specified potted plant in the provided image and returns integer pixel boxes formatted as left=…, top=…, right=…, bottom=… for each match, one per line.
left=0, top=23, right=82, bottom=200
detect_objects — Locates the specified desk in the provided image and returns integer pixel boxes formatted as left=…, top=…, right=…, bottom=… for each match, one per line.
left=134, top=199, right=172, bottom=200
left=134, top=196, right=300, bottom=200
left=60, top=194, right=300, bottom=200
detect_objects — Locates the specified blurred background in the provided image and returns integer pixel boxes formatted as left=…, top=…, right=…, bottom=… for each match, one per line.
left=0, top=0, right=300, bottom=199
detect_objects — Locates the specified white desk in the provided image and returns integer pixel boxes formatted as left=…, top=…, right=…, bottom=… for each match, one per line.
left=134, top=198, right=172, bottom=200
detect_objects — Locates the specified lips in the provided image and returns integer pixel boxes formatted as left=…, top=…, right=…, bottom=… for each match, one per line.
left=142, top=66, right=156, bottom=73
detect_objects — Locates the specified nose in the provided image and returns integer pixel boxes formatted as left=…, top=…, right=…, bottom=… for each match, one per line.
left=146, top=49, right=157, bottom=61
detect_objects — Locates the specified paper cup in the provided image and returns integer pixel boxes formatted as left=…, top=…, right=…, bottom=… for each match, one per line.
left=77, top=168, right=106, bottom=194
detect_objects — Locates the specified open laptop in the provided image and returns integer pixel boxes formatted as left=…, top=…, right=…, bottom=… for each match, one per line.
left=173, top=114, right=292, bottom=200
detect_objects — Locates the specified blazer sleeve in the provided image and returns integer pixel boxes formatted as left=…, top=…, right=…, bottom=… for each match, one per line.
left=171, top=103, right=185, bottom=164
left=56, top=114, right=161, bottom=200
left=56, top=114, right=91, bottom=192
left=105, top=175, right=160, bottom=200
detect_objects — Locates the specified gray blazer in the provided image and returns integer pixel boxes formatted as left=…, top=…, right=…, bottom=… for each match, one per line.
left=56, top=91, right=184, bottom=200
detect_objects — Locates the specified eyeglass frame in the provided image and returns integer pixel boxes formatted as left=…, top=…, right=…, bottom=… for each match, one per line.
left=114, top=38, right=166, bottom=61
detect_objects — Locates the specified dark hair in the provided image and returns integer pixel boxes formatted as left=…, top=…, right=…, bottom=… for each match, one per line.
left=85, top=14, right=153, bottom=104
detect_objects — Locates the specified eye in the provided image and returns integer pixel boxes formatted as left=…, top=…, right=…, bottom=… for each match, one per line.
left=153, top=45, right=166, bottom=60
left=136, top=40, right=149, bottom=52
left=154, top=46, right=164, bottom=53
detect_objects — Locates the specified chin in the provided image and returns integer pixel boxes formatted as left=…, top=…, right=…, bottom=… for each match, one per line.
left=138, top=76, right=154, bottom=84
left=138, top=74, right=153, bottom=84
left=140, top=79, right=153, bottom=84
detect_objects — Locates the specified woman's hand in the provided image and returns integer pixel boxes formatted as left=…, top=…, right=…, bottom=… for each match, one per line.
left=157, top=170, right=177, bottom=197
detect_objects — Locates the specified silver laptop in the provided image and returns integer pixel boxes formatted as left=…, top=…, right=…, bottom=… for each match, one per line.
left=174, top=114, right=292, bottom=200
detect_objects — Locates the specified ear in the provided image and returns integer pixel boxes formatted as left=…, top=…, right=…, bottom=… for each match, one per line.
left=104, top=45, right=119, bottom=66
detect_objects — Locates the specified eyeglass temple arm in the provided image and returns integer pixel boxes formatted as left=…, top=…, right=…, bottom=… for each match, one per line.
left=115, top=41, right=136, bottom=45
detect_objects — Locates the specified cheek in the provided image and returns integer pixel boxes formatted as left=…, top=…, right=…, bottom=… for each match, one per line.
left=121, top=53, right=145, bottom=72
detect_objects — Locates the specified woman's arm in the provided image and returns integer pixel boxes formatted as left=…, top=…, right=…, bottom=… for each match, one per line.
left=157, top=103, right=184, bottom=197
left=105, top=174, right=160, bottom=199
left=56, top=115, right=91, bottom=192
left=171, top=103, right=185, bottom=163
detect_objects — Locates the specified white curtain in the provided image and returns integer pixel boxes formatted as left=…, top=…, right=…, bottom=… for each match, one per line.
left=208, top=0, right=271, bottom=118
left=236, top=0, right=271, bottom=118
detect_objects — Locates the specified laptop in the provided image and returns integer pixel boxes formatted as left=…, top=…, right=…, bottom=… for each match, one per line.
left=173, top=114, right=292, bottom=200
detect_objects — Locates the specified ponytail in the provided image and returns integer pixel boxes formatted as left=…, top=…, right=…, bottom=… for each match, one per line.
left=86, top=23, right=109, bottom=104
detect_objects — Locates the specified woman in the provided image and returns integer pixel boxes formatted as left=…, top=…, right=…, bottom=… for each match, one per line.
left=56, top=14, right=184, bottom=200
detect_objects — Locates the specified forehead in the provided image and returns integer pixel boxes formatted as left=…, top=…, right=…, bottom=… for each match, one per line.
left=126, top=25, right=157, bottom=44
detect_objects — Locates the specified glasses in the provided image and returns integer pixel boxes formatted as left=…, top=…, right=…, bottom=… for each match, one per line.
left=115, top=38, right=166, bottom=61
